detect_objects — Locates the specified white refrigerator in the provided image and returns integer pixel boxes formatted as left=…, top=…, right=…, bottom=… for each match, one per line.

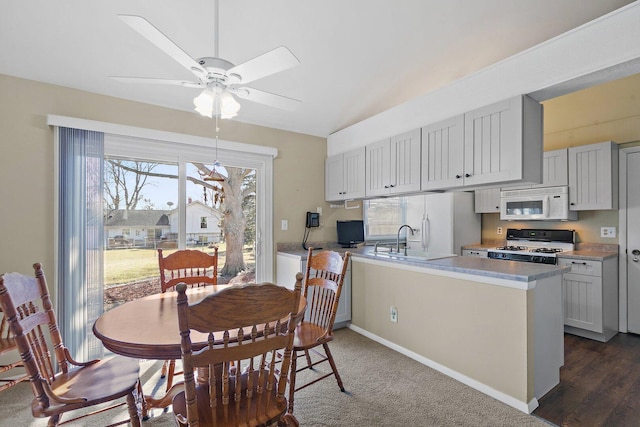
left=403, top=192, right=481, bottom=255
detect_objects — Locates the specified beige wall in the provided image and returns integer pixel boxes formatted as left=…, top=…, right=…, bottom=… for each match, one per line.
left=351, top=259, right=532, bottom=403
left=482, top=210, right=620, bottom=244
left=0, top=74, right=358, bottom=281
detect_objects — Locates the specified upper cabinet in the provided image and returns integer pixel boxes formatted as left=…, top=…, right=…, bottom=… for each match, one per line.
left=325, top=147, right=366, bottom=201
left=568, top=141, right=619, bottom=210
left=474, top=188, right=501, bottom=213
left=421, top=115, right=465, bottom=190
left=532, top=148, right=568, bottom=188
left=507, top=148, right=568, bottom=190
left=365, top=129, right=421, bottom=197
left=422, top=95, right=543, bottom=191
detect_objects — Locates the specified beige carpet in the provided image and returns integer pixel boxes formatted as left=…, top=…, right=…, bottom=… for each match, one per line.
left=0, top=328, right=553, bottom=426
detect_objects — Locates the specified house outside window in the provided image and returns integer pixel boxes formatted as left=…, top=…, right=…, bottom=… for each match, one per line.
left=363, top=197, right=407, bottom=242
left=200, top=217, right=207, bottom=229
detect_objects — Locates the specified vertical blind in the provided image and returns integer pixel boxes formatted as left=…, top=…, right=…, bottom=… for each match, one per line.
left=58, top=127, right=104, bottom=361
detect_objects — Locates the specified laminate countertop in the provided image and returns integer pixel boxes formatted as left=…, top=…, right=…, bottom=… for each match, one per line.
left=351, top=247, right=568, bottom=283
left=278, top=245, right=568, bottom=283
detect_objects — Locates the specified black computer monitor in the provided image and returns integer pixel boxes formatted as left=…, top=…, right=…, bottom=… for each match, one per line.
left=337, top=220, right=364, bottom=248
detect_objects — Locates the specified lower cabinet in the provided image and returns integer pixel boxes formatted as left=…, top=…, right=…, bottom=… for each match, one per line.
left=558, top=256, right=618, bottom=342
left=276, top=252, right=351, bottom=327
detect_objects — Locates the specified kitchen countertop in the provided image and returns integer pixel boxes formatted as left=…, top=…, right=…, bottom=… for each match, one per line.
left=557, top=250, right=618, bottom=261
left=352, top=247, right=568, bottom=282
left=278, top=244, right=568, bottom=283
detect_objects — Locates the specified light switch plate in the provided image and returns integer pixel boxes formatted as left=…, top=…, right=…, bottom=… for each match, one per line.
left=281, top=220, right=288, bottom=231
left=600, top=227, right=616, bottom=238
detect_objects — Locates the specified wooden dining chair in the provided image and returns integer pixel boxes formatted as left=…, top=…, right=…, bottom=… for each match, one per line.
left=0, top=263, right=142, bottom=427
left=171, top=276, right=303, bottom=427
left=0, top=305, right=28, bottom=393
left=288, top=248, right=351, bottom=414
left=157, top=247, right=219, bottom=392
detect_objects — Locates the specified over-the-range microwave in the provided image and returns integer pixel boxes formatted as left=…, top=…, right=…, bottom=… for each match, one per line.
left=500, top=186, right=577, bottom=221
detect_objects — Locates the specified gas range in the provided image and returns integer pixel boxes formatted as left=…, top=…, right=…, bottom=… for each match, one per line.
left=487, top=229, right=575, bottom=265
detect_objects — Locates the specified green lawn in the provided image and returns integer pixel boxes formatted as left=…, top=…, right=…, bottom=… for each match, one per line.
left=104, top=245, right=232, bottom=286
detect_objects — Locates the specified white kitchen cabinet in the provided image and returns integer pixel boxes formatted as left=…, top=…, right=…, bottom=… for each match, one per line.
left=421, top=115, right=465, bottom=190
left=473, top=188, right=501, bottom=213
left=534, top=149, right=568, bottom=188
left=276, top=252, right=351, bottom=328
left=568, top=141, right=619, bottom=210
left=422, top=95, right=542, bottom=191
left=462, top=249, right=488, bottom=258
left=366, top=129, right=421, bottom=197
left=325, top=147, right=366, bottom=201
left=463, top=95, right=542, bottom=188
left=508, top=148, right=568, bottom=190
left=558, top=256, right=618, bottom=342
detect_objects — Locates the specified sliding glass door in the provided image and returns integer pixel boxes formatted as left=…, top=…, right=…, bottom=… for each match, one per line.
left=103, top=156, right=257, bottom=312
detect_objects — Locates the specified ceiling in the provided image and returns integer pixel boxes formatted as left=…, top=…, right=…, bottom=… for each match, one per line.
left=0, top=0, right=634, bottom=138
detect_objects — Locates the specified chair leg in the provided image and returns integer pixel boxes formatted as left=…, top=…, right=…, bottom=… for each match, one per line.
left=279, top=412, right=300, bottom=426
left=47, top=414, right=60, bottom=427
left=323, top=343, right=345, bottom=392
left=303, top=349, right=313, bottom=369
left=160, top=360, right=168, bottom=378
left=126, top=391, right=142, bottom=427
left=165, top=359, right=176, bottom=392
left=288, top=350, right=298, bottom=414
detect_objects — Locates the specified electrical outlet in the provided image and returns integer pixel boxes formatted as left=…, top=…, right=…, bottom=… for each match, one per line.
left=497, top=227, right=503, bottom=235
left=390, top=305, right=398, bottom=323
left=281, top=220, right=288, bottom=231
left=600, top=227, right=616, bottom=238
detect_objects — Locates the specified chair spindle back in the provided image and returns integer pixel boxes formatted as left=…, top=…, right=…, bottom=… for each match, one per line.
left=158, top=248, right=219, bottom=293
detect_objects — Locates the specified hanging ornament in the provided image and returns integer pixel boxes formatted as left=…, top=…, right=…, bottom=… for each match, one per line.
left=205, top=115, right=225, bottom=182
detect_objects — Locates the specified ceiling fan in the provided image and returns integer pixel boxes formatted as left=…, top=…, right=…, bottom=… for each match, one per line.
left=111, top=0, right=301, bottom=119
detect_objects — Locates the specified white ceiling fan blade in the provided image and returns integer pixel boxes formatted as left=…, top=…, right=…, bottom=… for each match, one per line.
left=118, top=15, right=207, bottom=78
left=230, top=87, right=301, bottom=111
left=110, top=76, right=205, bottom=88
left=227, top=47, right=300, bottom=84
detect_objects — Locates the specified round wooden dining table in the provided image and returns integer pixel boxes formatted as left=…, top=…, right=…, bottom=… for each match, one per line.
left=93, top=284, right=306, bottom=409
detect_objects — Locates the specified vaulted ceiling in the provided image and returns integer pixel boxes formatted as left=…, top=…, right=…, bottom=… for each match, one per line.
left=0, top=0, right=634, bottom=137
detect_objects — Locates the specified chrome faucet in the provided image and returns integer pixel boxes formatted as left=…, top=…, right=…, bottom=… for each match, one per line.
left=396, top=224, right=415, bottom=255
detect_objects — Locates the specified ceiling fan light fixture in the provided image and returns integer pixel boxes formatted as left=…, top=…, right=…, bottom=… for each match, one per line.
left=193, top=88, right=240, bottom=119
left=218, top=91, right=241, bottom=119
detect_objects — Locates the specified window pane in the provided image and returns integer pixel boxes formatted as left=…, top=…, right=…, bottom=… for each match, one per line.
left=103, top=158, right=178, bottom=311
left=363, top=197, right=406, bottom=240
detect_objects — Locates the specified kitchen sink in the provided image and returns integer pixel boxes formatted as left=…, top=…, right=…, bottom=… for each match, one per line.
left=373, top=249, right=456, bottom=262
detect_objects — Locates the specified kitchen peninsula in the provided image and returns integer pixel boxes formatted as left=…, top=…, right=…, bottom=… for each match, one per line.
left=277, top=245, right=569, bottom=414
left=348, top=249, right=567, bottom=414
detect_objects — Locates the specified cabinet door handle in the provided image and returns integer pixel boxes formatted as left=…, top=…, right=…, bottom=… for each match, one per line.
left=456, top=175, right=461, bottom=179
left=465, top=173, right=471, bottom=178
left=570, top=202, right=575, bottom=206
left=384, top=185, right=389, bottom=189
left=389, top=184, right=395, bottom=188
left=571, top=261, right=587, bottom=265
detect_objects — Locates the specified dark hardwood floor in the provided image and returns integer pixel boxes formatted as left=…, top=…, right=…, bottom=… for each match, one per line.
left=534, top=332, right=640, bottom=426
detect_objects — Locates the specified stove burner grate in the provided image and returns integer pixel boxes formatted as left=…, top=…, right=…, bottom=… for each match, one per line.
left=496, top=245, right=528, bottom=251
left=529, top=248, right=563, bottom=254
